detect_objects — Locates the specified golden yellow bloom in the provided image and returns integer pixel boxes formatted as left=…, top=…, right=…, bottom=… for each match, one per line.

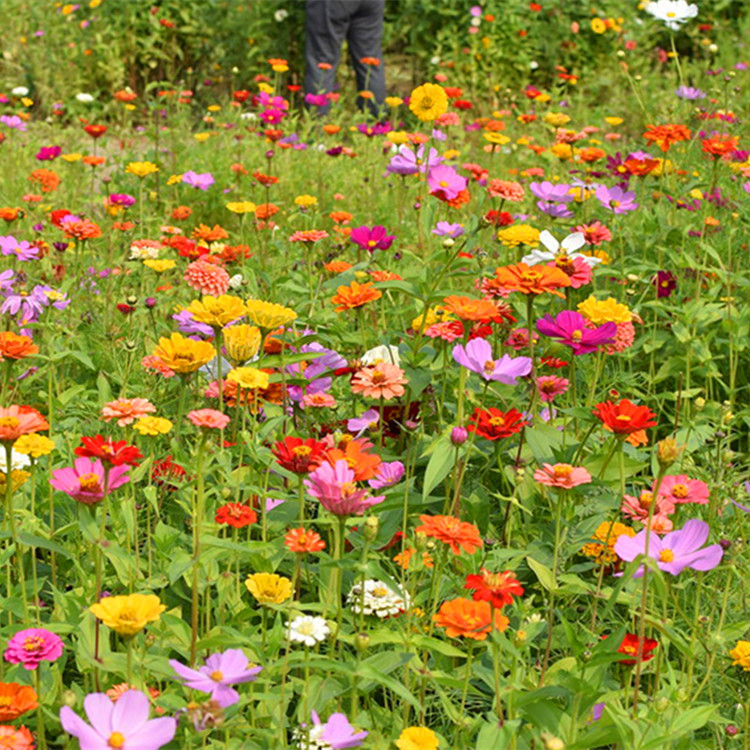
left=294, top=195, right=318, bottom=208
left=385, top=96, right=403, bottom=108
left=408, top=83, right=448, bottom=122
left=133, top=416, right=173, bottom=436
left=227, top=367, right=270, bottom=391
left=443, top=149, right=460, bottom=160
left=90, top=0, right=102, bottom=7
left=245, top=573, right=292, bottom=605
left=498, top=224, right=540, bottom=248
left=226, top=201, right=257, bottom=214
left=396, top=727, right=439, bottom=750
left=605, top=117, right=623, bottom=127
left=411, top=306, right=451, bottom=332
left=545, top=112, right=571, bottom=127
left=90, top=594, right=166, bottom=636
left=61, top=153, right=83, bottom=162
left=730, top=641, right=750, bottom=671
left=0, top=470, right=31, bottom=492
left=568, top=185, right=594, bottom=203
left=245, top=300, right=297, bottom=330
left=14, top=434, right=55, bottom=458
left=386, top=131, right=410, bottom=145
left=591, top=17, right=607, bottom=33
left=272, top=64, right=289, bottom=73
left=484, top=132, right=510, bottom=145
left=166, top=174, right=183, bottom=185
left=550, top=143, right=573, bottom=160
left=187, top=295, right=246, bottom=328
left=143, top=259, right=176, bottom=272
left=581, top=248, right=611, bottom=265
left=207, top=104, right=221, bottom=112
left=257, top=82, right=274, bottom=95
left=126, top=161, right=159, bottom=178
left=223, top=324, right=262, bottom=364
left=581, top=522, right=635, bottom=565
left=152, top=333, right=216, bottom=374
left=194, top=133, right=212, bottom=143
left=651, top=158, right=673, bottom=176
left=577, top=296, right=632, bottom=325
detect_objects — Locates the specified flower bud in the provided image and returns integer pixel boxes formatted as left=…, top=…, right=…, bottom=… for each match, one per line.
left=727, top=725, right=739, bottom=736
left=354, top=632, right=370, bottom=652
left=655, top=697, right=670, bottom=712
left=362, top=515, right=379, bottom=541
left=694, top=397, right=706, bottom=411
left=544, top=736, right=565, bottom=750
left=443, top=238, right=455, bottom=248
left=223, top=324, right=262, bottom=365
left=514, top=629, right=527, bottom=646
left=62, top=690, right=77, bottom=707
left=451, top=426, right=468, bottom=446
left=657, top=437, right=683, bottom=468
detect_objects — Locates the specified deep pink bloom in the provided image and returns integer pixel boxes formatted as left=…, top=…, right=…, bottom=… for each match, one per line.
left=535, top=375, right=569, bottom=402
left=60, top=690, right=176, bottom=750
left=187, top=409, right=231, bottom=429
left=50, top=457, right=130, bottom=504
left=536, top=311, right=616, bottom=355
left=427, top=164, right=467, bottom=200
left=349, top=225, right=394, bottom=253
left=614, top=519, right=723, bottom=577
left=656, top=475, right=709, bottom=505
left=5, top=628, right=63, bottom=670
left=452, top=338, right=532, bottom=383
left=304, top=460, right=384, bottom=516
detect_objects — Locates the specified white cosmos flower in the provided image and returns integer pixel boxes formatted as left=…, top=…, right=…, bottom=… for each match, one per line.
left=286, top=615, right=330, bottom=647
left=76, top=93, right=94, bottom=103
left=522, top=230, right=601, bottom=267
left=361, top=344, right=400, bottom=367
left=0, top=450, right=31, bottom=472
left=11, top=86, right=29, bottom=97
left=645, top=0, right=698, bottom=30
left=228, top=273, right=244, bottom=290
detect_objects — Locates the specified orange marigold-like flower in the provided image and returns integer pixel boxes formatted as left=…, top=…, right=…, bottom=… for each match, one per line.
left=493, top=263, right=571, bottom=297
left=415, top=515, right=482, bottom=555
left=289, top=230, right=329, bottom=244
left=255, top=203, right=280, bottom=220
left=101, top=398, right=156, bottom=426
left=0, top=332, right=38, bottom=360
left=325, top=260, right=353, bottom=273
left=29, top=168, right=60, bottom=193
left=369, top=270, right=402, bottom=282
left=285, top=527, right=326, bottom=553
left=0, top=208, right=23, bottom=222
left=62, top=219, right=102, bottom=240
left=643, top=124, right=691, bottom=152
left=433, top=598, right=508, bottom=640
left=329, top=211, right=353, bottom=224
left=350, top=363, right=407, bottom=400
left=441, top=295, right=510, bottom=323
left=701, top=134, right=739, bottom=159
left=191, top=224, right=229, bottom=242
left=0, top=724, right=35, bottom=749
left=330, top=281, right=382, bottom=311
left=172, top=205, right=192, bottom=221
left=325, top=438, right=382, bottom=481
left=0, top=683, right=38, bottom=721
left=184, top=259, right=231, bottom=296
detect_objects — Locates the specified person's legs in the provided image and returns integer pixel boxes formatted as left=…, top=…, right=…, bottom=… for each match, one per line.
left=305, top=0, right=352, bottom=116
left=346, top=0, right=386, bottom=116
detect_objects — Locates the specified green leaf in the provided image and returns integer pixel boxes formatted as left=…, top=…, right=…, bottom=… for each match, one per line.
left=421, top=436, right=456, bottom=499
left=526, top=556, right=557, bottom=592
left=17, top=532, right=72, bottom=559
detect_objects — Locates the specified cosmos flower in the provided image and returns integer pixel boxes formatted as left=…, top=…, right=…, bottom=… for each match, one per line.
left=452, top=338, right=532, bottom=383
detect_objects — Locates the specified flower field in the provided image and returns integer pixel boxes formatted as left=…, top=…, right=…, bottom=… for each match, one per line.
left=1, top=0, right=750, bottom=748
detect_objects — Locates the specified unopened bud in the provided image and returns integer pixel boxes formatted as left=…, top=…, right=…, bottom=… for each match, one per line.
left=443, top=238, right=455, bottom=248
left=727, top=725, right=739, bottom=736
left=514, top=629, right=527, bottom=646
left=544, top=736, right=565, bottom=750
left=694, top=397, right=706, bottom=411
left=62, top=690, right=77, bottom=707
left=657, top=437, right=682, bottom=468
left=451, top=426, right=468, bottom=446
left=655, top=697, right=670, bottom=712
left=362, top=515, right=379, bottom=541
left=354, top=632, right=370, bottom=652
left=415, top=531, right=428, bottom=550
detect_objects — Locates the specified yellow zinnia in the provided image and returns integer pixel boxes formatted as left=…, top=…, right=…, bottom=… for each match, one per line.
left=133, top=416, right=173, bottom=436
left=227, top=367, right=270, bottom=391
left=408, top=83, right=448, bottom=122
left=143, top=259, right=176, bottom=272
left=245, top=300, right=297, bottom=330
left=152, top=333, right=216, bottom=374
left=385, top=96, right=403, bottom=108
left=483, top=132, right=510, bottom=145
left=223, top=324, right=262, bottom=364
left=187, top=295, right=246, bottom=328
left=89, top=594, right=166, bottom=636
left=497, top=224, right=540, bottom=248
left=226, top=201, right=257, bottom=214
left=14, top=434, right=55, bottom=458
left=577, top=296, right=632, bottom=325
left=294, top=195, right=318, bottom=208
left=125, top=161, right=159, bottom=178
left=245, top=573, right=292, bottom=605
left=730, top=641, right=750, bottom=671
left=396, top=727, right=440, bottom=750
left=544, top=112, right=571, bottom=127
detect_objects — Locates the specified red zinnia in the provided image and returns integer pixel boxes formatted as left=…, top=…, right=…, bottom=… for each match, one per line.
left=272, top=436, right=326, bottom=474
left=616, top=632, right=658, bottom=665
left=593, top=399, right=657, bottom=447
left=468, top=407, right=527, bottom=440
left=465, top=569, right=524, bottom=608
left=215, top=503, right=258, bottom=528
left=84, top=124, right=107, bottom=139
left=151, top=455, right=186, bottom=489
left=75, top=435, right=143, bottom=467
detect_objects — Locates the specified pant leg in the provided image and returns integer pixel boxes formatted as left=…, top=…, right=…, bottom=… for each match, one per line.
left=346, top=0, right=386, bottom=115
left=305, top=0, right=353, bottom=115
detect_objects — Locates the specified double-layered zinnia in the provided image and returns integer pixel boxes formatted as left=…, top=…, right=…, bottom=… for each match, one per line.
left=223, top=324, right=261, bottom=364
left=187, top=295, right=246, bottom=327
left=245, top=300, right=297, bottom=330
left=433, top=598, right=508, bottom=640
left=415, top=515, right=482, bottom=555
left=89, top=594, right=166, bottom=636
left=330, top=281, right=382, bottom=312
left=245, top=573, right=293, bottom=605
left=494, top=263, right=571, bottom=297
left=151, top=333, right=216, bottom=374
left=408, top=83, right=449, bottom=122
left=0, top=406, right=49, bottom=443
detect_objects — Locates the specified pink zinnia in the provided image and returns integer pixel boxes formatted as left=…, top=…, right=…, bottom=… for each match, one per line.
left=657, top=475, right=709, bottom=505
left=600, top=320, right=635, bottom=354
left=536, top=375, right=569, bottom=402
left=424, top=320, right=464, bottom=341
left=101, top=398, right=156, bottom=426
left=187, top=409, right=230, bottom=430
left=304, top=460, right=384, bottom=516
left=486, top=179, right=525, bottom=202
left=302, top=392, right=337, bottom=408
left=622, top=491, right=676, bottom=526
left=50, top=457, right=130, bottom=504
left=504, top=328, right=537, bottom=350
left=184, top=259, right=230, bottom=296
left=551, top=256, right=593, bottom=289
left=350, top=362, right=407, bottom=400
left=141, top=354, right=176, bottom=378
left=5, top=628, right=64, bottom=670
left=533, top=463, right=591, bottom=489
left=574, top=220, right=612, bottom=246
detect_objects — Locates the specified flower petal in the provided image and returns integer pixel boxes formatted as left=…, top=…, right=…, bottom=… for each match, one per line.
left=125, top=717, right=177, bottom=750
left=60, top=706, right=108, bottom=750
left=83, top=692, right=115, bottom=738
left=111, top=690, right=150, bottom=734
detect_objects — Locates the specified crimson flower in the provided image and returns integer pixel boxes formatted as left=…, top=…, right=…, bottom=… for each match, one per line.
left=74, top=435, right=143, bottom=467
left=593, top=399, right=657, bottom=447
left=215, top=503, right=258, bottom=528
left=465, top=569, right=524, bottom=608
left=272, top=436, right=326, bottom=474
left=616, top=632, right=658, bottom=665
left=468, top=407, right=527, bottom=440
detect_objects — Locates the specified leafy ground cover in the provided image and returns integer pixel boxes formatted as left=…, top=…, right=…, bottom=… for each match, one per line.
left=0, top=1, right=750, bottom=749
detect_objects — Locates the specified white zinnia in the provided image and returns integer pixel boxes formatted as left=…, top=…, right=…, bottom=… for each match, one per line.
left=286, top=615, right=330, bottom=647
left=274, top=8, right=289, bottom=21
left=522, top=230, right=601, bottom=267
left=11, top=86, right=29, bottom=97
left=645, top=0, right=698, bottom=30
left=347, top=579, right=409, bottom=618
left=0, top=450, right=31, bottom=472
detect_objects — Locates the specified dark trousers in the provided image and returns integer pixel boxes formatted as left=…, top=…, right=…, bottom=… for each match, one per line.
left=305, top=0, right=386, bottom=116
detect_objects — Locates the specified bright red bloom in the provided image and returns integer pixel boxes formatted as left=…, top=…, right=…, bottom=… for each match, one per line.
left=616, top=632, right=658, bottom=665
left=151, top=455, right=186, bottom=489
left=74, top=435, right=143, bottom=467
left=272, top=436, right=326, bottom=474
left=84, top=124, right=107, bottom=139
left=215, top=503, right=258, bottom=528
left=468, top=407, right=527, bottom=440
left=593, top=399, right=657, bottom=447
left=465, top=569, right=524, bottom=608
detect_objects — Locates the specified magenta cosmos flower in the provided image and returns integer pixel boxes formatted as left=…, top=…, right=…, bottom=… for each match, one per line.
left=349, top=225, right=394, bottom=253
left=182, top=171, right=215, bottom=190
left=536, top=311, right=616, bottom=355
left=427, top=164, right=467, bottom=200
left=452, top=338, right=532, bottom=384
left=60, top=690, right=176, bottom=750
left=304, top=711, right=368, bottom=749
left=50, top=457, right=130, bottom=504
left=5, top=628, right=63, bottom=670
left=614, top=519, right=723, bottom=577
left=170, top=648, right=262, bottom=707
left=304, top=460, right=384, bottom=516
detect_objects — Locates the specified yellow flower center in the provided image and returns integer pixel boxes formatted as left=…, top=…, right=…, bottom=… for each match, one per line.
left=296, top=621, right=315, bottom=635
left=553, top=464, right=573, bottom=477
left=571, top=330, right=583, bottom=342
left=659, top=549, right=675, bottom=563
left=370, top=370, right=385, bottom=384
left=108, top=733, right=126, bottom=748
left=639, top=492, right=653, bottom=507
left=488, top=416, right=506, bottom=427
left=615, top=414, right=631, bottom=422
left=483, top=359, right=496, bottom=374
left=372, top=587, right=389, bottom=597
left=78, top=473, right=101, bottom=492
left=0, top=417, right=20, bottom=429
left=341, top=482, right=357, bottom=496
left=367, top=239, right=377, bottom=247
left=671, top=483, right=688, bottom=498
left=210, top=670, right=224, bottom=682
left=520, top=270, right=542, bottom=284
left=610, top=200, right=620, bottom=208
left=292, top=445, right=312, bottom=457
left=23, top=636, right=44, bottom=652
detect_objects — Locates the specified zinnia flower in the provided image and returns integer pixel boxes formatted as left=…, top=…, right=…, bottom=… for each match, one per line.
left=408, top=82, right=448, bottom=121
left=0, top=684, right=37, bottom=722
left=272, top=436, right=326, bottom=474
left=657, top=474, right=709, bottom=505
left=89, top=594, right=166, bottom=636
left=215, top=503, right=257, bottom=528
left=50, top=457, right=130, bottom=504
left=304, top=460, right=384, bottom=516
left=187, top=409, right=231, bottom=430
left=0, top=332, right=38, bottom=360
left=433, top=598, right=508, bottom=640
left=101, top=398, right=156, bottom=426
left=285, top=527, right=326, bottom=553
left=351, top=363, right=407, bottom=400
left=468, top=407, right=527, bottom=440
left=730, top=641, right=750, bottom=671
left=617, top=633, right=658, bottom=665
left=184, top=259, right=231, bottom=296
left=494, top=263, right=571, bottom=297
left=0, top=406, right=48, bottom=444
left=74, top=435, right=143, bottom=467
left=4, top=628, right=63, bottom=670
left=245, top=573, right=293, bottom=605
left=151, top=333, right=216, bottom=374
left=593, top=399, right=657, bottom=447
left=464, top=569, right=524, bottom=608
left=0, top=725, right=34, bottom=749
left=330, top=281, right=382, bottom=312
left=245, top=300, right=297, bottom=330
left=396, top=727, right=439, bottom=750
left=415, top=515, right=482, bottom=555
left=533, top=463, right=592, bottom=489
left=186, top=295, right=245, bottom=328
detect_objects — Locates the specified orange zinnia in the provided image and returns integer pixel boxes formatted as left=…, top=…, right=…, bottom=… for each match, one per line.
left=493, top=263, right=571, bottom=297
left=284, top=527, right=326, bottom=553
left=442, top=295, right=506, bottom=323
left=643, top=124, right=691, bottom=152
left=433, top=598, right=508, bottom=640
left=0, top=406, right=49, bottom=444
left=701, top=134, right=739, bottom=159
left=191, top=224, right=229, bottom=242
left=415, top=515, right=483, bottom=555
left=325, top=438, right=382, bottom=481
left=0, top=332, right=38, bottom=360
left=330, top=281, right=382, bottom=311
left=0, top=683, right=38, bottom=721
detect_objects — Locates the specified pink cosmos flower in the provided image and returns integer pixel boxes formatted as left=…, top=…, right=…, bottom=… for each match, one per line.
left=304, top=460, right=384, bottom=516
left=5, top=628, right=64, bottom=670
left=533, top=463, right=591, bottom=489
left=621, top=491, right=676, bottom=527
left=349, top=225, right=395, bottom=253
left=170, top=649, right=262, bottom=707
left=187, top=409, right=231, bottom=429
left=347, top=409, right=379, bottom=434
left=536, top=311, right=617, bottom=355
left=304, top=711, right=368, bottom=749
left=60, top=690, right=176, bottom=750
left=614, top=519, right=723, bottom=577
left=536, top=375, right=569, bottom=402
left=182, top=171, right=215, bottom=190
left=427, top=165, right=467, bottom=200
left=656, top=475, right=709, bottom=505
left=452, top=338, right=532, bottom=384
left=595, top=185, right=639, bottom=214
left=101, top=398, right=156, bottom=426
left=50, top=457, right=130, bottom=504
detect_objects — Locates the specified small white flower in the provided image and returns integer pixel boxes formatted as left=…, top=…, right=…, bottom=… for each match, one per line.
left=0, top=450, right=31, bottom=472
left=347, top=579, right=409, bottom=618
left=76, top=92, right=94, bottom=103
left=228, top=273, right=244, bottom=290
left=523, top=230, right=601, bottom=267
left=529, top=61, right=539, bottom=70
left=274, top=8, right=289, bottom=22
left=645, top=0, right=698, bottom=30
left=361, top=344, right=400, bottom=367
left=128, top=244, right=160, bottom=260
left=240, top=112, right=257, bottom=121
left=11, top=86, right=29, bottom=97
left=286, top=615, right=330, bottom=647
left=470, top=16, right=481, bottom=26
left=430, top=56, right=441, bottom=65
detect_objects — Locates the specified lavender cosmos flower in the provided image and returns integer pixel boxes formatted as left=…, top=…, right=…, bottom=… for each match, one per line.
left=173, top=309, right=215, bottom=338
left=304, top=460, right=384, bottom=516
left=368, top=461, right=405, bottom=489
left=302, top=711, right=369, bottom=749
left=0, top=115, right=27, bottom=131
left=347, top=408, right=379, bottom=434
left=170, top=649, right=262, bottom=707
left=433, top=221, right=465, bottom=237
left=182, top=171, right=215, bottom=190
left=452, top=338, right=532, bottom=383
left=675, top=85, right=706, bottom=100
left=614, top=519, right=723, bottom=577
left=386, top=144, right=442, bottom=176
left=427, top=164, right=467, bottom=199
left=4, top=628, right=63, bottom=670
left=536, top=311, right=617, bottom=355
left=0, top=235, right=40, bottom=262
left=349, top=225, right=395, bottom=252
left=60, top=690, right=176, bottom=750
left=0, top=270, right=15, bottom=293
left=530, top=181, right=574, bottom=203
left=595, top=185, right=639, bottom=214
